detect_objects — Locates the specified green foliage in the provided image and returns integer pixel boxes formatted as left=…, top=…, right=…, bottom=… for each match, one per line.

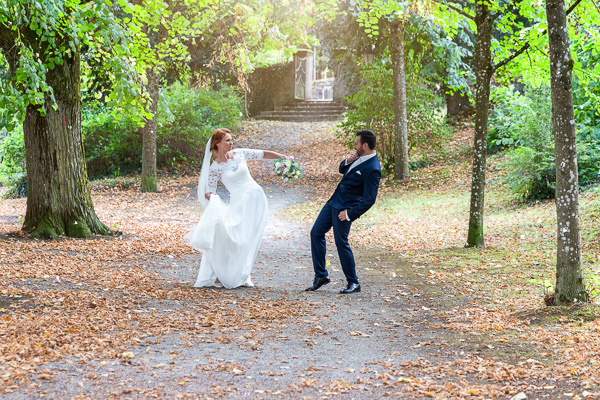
left=488, top=86, right=549, bottom=154
left=338, top=58, right=393, bottom=163
left=2, top=175, right=27, bottom=199
left=0, top=99, right=26, bottom=197
left=156, top=83, right=243, bottom=167
left=0, top=0, right=148, bottom=125
left=82, top=84, right=242, bottom=177
left=491, top=86, right=555, bottom=201
left=180, top=0, right=316, bottom=88
left=0, top=84, right=243, bottom=180
left=82, top=102, right=142, bottom=178
left=572, top=25, right=600, bottom=186
left=504, top=146, right=557, bottom=202
left=491, top=84, right=600, bottom=201
left=0, top=125, right=25, bottom=178
left=339, top=51, right=451, bottom=174
left=0, top=122, right=26, bottom=197
left=586, top=272, right=600, bottom=302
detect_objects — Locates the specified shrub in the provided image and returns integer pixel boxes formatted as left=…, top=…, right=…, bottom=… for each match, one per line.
left=492, top=86, right=555, bottom=200
left=0, top=124, right=25, bottom=180
left=156, top=83, right=243, bottom=168
left=2, top=174, right=27, bottom=199
left=1, top=84, right=244, bottom=190
left=338, top=51, right=451, bottom=175
left=83, top=83, right=243, bottom=177
left=82, top=102, right=142, bottom=177
left=338, top=59, right=394, bottom=169
left=493, top=85, right=600, bottom=201
left=0, top=123, right=27, bottom=198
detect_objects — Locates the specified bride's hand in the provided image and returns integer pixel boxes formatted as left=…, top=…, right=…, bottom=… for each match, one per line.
left=283, top=155, right=294, bottom=160
left=205, top=192, right=216, bottom=200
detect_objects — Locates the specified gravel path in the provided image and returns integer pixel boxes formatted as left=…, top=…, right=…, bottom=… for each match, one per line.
left=4, top=121, right=452, bottom=399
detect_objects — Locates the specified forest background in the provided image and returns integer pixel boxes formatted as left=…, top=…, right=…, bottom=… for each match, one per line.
left=2, top=0, right=600, bottom=397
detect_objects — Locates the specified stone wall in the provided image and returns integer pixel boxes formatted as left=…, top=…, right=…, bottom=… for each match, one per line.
left=246, top=62, right=295, bottom=117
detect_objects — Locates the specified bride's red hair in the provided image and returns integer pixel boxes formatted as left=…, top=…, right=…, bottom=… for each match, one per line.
left=210, top=128, right=231, bottom=153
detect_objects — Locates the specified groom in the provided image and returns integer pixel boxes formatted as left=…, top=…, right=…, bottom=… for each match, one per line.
left=306, top=130, right=381, bottom=294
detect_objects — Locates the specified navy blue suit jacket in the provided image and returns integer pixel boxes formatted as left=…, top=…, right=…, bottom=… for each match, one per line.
left=328, top=154, right=381, bottom=221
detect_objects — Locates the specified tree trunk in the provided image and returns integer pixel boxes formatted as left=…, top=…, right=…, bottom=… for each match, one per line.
left=546, top=0, right=587, bottom=304
left=22, top=50, right=110, bottom=239
left=140, top=70, right=160, bottom=192
left=390, top=20, right=409, bottom=180
left=466, top=3, right=494, bottom=248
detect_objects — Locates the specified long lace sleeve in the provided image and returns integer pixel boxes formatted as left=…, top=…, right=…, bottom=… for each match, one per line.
left=236, top=149, right=264, bottom=161
left=207, top=164, right=221, bottom=193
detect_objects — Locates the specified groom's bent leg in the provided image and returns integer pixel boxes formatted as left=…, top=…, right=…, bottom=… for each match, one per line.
left=310, top=203, right=334, bottom=278
left=332, top=216, right=359, bottom=284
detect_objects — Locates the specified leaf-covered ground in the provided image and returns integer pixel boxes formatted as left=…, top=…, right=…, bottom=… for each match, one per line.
left=0, top=120, right=599, bottom=399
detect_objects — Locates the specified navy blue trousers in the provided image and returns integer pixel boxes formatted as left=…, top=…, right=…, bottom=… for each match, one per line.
left=310, top=202, right=358, bottom=284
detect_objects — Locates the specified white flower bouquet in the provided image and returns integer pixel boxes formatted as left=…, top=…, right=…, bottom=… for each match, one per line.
left=273, top=157, right=303, bottom=182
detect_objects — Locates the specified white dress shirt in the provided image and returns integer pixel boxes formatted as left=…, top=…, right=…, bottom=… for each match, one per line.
left=344, top=151, right=377, bottom=173
left=342, top=151, right=377, bottom=220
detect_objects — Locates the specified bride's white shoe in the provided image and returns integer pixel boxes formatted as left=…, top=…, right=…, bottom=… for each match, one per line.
left=243, top=277, right=254, bottom=287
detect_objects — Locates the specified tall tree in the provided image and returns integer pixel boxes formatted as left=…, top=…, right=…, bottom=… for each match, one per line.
left=546, top=0, right=586, bottom=304
left=434, top=0, right=506, bottom=248
left=127, top=0, right=204, bottom=192
left=390, top=19, right=409, bottom=179
left=0, top=0, right=143, bottom=239
left=351, top=0, right=414, bottom=180
left=436, top=0, right=588, bottom=248
left=465, top=0, right=495, bottom=248
left=130, top=0, right=288, bottom=191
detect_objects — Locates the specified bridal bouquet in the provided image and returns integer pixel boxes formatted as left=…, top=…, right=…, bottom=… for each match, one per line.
left=273, top=157, right=303, bottom=182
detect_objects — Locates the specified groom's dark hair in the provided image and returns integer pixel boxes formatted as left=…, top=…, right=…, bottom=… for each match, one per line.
left=357, top=130, right=376, bottom=150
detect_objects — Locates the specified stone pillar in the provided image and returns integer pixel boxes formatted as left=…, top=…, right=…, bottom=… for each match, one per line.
left=294, top=50, right=314, bottom=100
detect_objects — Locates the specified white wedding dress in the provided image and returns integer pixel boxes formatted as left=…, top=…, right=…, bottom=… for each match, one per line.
left=186, top=149, right=268, bottom=289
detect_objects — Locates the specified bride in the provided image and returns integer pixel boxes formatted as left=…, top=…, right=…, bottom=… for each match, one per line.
left=186, top=128, right=293, bottom=289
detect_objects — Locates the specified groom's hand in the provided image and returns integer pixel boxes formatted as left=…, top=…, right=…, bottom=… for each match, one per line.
left=347, top=152, right=359, bottom=163
left=338, top=210, right=348, bottom=221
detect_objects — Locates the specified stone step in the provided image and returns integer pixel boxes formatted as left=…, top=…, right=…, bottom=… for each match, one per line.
left=258, top=115, right=342, bottom=122
left=263, top=108, right=345, bottom=113
left=286, top=105, right=343, bottom=109
left=290, top=99, right=340, bottom=103
left=256, top=100, right=346, bottom=122
left=286, top=102, right=342, bottom=107
left=276, top=105, right=346, bottom=112
left=259, top=111, right=344, bottom=118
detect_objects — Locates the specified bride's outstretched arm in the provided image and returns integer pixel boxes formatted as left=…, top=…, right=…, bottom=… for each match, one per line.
left=262, top=150, right=293, bottom=160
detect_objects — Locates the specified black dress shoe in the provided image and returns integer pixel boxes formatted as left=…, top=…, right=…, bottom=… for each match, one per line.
left=305, top=276, right=331, bottom=291
left=340, top=282, right=361, bottom=294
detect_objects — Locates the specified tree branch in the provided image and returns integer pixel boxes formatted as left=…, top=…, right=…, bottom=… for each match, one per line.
left=492, top=0, right=524, bottom=21
left=0, top=24, right=19, bottom=74
left=433, top=1, right=475, bottom=21
left=0, top=24, right=16, bottom=52
left=493, top=0, right=585, bottom=72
